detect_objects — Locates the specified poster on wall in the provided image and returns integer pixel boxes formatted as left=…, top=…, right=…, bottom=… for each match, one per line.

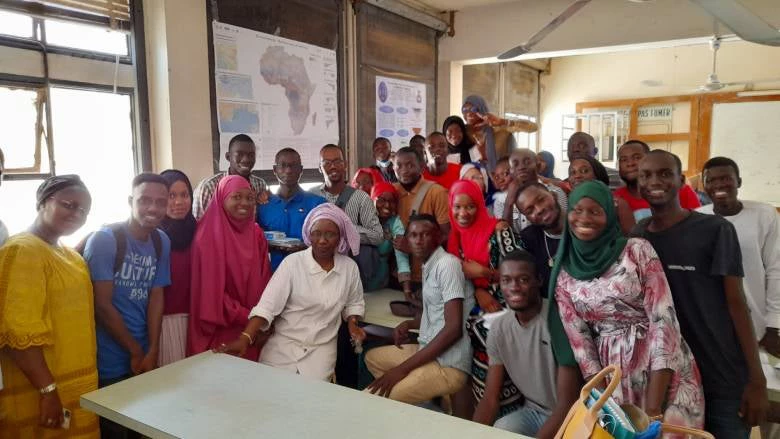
left=213, top=21, right=339, bottom=170
left=375, top=76, right=426, bottom=150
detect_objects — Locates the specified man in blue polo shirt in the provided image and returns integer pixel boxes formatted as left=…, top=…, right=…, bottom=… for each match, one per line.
left=258, top=148, right=325, bottom=271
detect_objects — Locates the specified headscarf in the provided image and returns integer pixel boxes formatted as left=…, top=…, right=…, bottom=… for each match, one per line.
left=36, top=174, right=90, bottom=208
left=160, top=169, right=197, bottom=251
left=350, top=167, right=385, bottom=190
left=188, top=175, right=271, bottom=354
left=571, top=155, right=609, bottom=186
left=370, top=181, right=398, bottom=201
left=459, top=162, right=489, bottom=194
left=538, top=151, right=556, bottom=179
left=463, top=95, right=497, bottom=172
left=447, top=180, right=497, bottom=289
left=547, top=180, right=627, bottom=366
left=443, top=115, right=475, bottom=165
left=302, top=203, right=360, bottom=256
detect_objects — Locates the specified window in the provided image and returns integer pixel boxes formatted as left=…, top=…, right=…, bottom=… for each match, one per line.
left=45, top=18, right=129, bottom=56
left=0, top=10, right=34, bottom=38
left=0, top=86, right=50, bottom=173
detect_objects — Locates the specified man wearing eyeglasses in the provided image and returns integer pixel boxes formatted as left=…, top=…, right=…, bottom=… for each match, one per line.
left=257, top=148, right=325, bottom=271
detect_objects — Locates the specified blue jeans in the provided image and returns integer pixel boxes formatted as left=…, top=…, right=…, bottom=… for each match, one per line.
left=494, top=401, right=549, bottom=436
left=705, top=398, right=751, bottom=439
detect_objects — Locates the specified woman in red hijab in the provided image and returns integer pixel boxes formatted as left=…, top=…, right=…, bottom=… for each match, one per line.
left=447, top=179, right=523, bottom=419
left=350, top=167, right=385, bottom=195
left=187, top=175, right=272, bottom=360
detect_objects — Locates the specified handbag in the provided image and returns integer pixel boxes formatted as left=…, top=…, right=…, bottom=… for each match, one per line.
left=555, top=364, right=714, bottom=439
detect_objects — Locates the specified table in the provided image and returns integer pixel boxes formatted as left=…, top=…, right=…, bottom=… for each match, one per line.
left=362, top=288, right=409, bottom=329
left=81, top=352, right=525, bottom=439
left=761, top=351, right=780, bottom=402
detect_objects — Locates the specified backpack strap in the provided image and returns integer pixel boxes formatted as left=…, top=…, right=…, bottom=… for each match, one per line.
left=335, top=186, right=357, bottom=210
left=410, top=180, right=434, bottom=217
left=108, top=223, right=128, bottom=275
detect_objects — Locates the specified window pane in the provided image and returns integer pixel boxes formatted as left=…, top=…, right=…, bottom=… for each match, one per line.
left=45, top=19, right=128, bottom=56
left=0, top=10, right=34, bottom=38
left=462, top=64, right=500, bottom=114
left=50, top=87, right=135, bottom=245
left=0, top=87, right=49, bottom=173
left=0, top=180, right=42, bottom=239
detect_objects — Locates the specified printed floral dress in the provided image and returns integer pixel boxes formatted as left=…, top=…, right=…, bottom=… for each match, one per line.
left=555, top=238, right=705, bottom=429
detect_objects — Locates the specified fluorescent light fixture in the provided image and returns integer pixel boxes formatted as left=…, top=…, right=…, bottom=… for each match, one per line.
left=736, top=90, right=780, bottom=97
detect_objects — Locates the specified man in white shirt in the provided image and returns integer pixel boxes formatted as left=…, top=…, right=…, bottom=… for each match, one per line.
left=364, top=214, right=474, bottom=404
left=698, top=156, right=780, bottom=352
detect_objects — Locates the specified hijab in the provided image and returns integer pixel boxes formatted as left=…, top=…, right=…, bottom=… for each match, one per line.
left=547, top=180, right=627, bottom=366
left=160, top=169, right=197, bottom=251
left=370, top=181, right=398, bottom=201
left=447, top=180, right=497, bottom=289
left=443, top=115, right=475, bottom=165
left=302, top=203, right=360, bottom=256
left=189, top=176, right=271, bottom=349
left=463, top=95, right=498, bottom=172
left=350, top=167, right=385, bottom=190
left=538, top=151, right=556, bottom=179
left=459, top=162, right=489, bottom=195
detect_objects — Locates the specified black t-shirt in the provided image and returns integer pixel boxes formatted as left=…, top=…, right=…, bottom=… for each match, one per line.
left=520, top=225, right=560, bottom=298
left=633, top=211, right=746, bottom=399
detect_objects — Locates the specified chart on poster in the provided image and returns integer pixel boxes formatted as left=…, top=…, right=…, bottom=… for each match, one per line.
left=213, top=21, right=339, bottom=170
left=375, top=76, right=426, bottom=150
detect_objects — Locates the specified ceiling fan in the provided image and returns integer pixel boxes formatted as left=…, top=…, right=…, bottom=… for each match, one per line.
left=693, top=36, right=780, bottom=92
left=497, top=0, right=591, bottom=60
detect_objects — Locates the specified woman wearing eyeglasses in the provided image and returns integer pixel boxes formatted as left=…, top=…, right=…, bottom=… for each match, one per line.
left=219, top=203, right=366, bottom=381
left=0, top=175, right=100, bottom=437
left=461, top=95, right=539, bottom=173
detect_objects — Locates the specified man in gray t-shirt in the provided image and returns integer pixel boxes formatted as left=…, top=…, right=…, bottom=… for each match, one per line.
left=473, top=250, right=581, bottom=437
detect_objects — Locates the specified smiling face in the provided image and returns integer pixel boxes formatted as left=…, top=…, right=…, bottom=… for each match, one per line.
left=638, top=152, right=684, bottom=208
left=373, top=139, right=391, bottom=162
left=462, top=167, right=486, bottom=193
left=568, top=159, right=595, bottom=187
left=509, top=149, right=538, bottom=184
left=491, top=161, right=511, bottom=191
left=223, top=187, right=255, bottom=222
left=40, top=186, right=92, bottom=237
left=375, top=192, right=398, bottom=221
left=445, top=123, right=464, bottom=147
left=568, top=197, right=607, bottom=241
left=499, top=259, right=541, bottom=312
left=462, top=102, right=481, bottom=126
left=130, top=182, right=169, bottom=230
left=425, top=134, right=449, bottom=167
left=516, top=185, right=560, bottom=227
left=310, top=219, right=340, bottom=260
left=319, top=147, right=346, bottom=185
left=617, top=143, right=646, bottom=184
left=167, top=180, right=191, bottom=220
left=226, top=140, right=256, bottom=178
left=703, top=165, right=741, bottom=207
left=452, top=193, right=478, bottom=228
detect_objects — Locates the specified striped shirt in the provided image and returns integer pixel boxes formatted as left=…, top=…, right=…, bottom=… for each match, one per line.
left=419, top=246, right=475, bottom=373
left=192, top=172, right=267, bottom=220
left=309, top=184, right=383, bottom=246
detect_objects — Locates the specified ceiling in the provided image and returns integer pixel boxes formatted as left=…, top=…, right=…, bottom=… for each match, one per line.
left=411, top=0, right=516, bottom=11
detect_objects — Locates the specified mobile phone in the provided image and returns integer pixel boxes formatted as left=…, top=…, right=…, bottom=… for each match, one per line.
left=62, top=408, right=71, bottom=429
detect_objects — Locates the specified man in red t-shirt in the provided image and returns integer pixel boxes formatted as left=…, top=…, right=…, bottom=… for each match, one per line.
left=422, top=131, right=462, bottom=189
left=614, top=140, right=701, bottom=221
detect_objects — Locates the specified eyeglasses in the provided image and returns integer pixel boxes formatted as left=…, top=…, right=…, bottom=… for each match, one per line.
left=51, top=198, right=90, bottom=215
left=310, top=231, right=339, bottom=240
left=320, top=159, right=345, bottom=167
left=461, top=105, right=479, bottom=114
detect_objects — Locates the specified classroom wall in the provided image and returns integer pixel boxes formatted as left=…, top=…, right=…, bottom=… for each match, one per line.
left=538, top=40, right=780, bottom=178
left=143, top=0, right=214, bottom=185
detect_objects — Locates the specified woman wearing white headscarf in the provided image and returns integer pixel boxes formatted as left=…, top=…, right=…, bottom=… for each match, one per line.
left=219, top=204, right=366, bottom=381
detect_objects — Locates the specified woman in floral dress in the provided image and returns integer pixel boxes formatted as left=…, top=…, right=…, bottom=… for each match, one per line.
left=551, top=181, right=704, bottom=430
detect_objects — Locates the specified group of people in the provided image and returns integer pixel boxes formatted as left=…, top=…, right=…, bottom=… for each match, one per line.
left=0, top=99, right=777, bottom=439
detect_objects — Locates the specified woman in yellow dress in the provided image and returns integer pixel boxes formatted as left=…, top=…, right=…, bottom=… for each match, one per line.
left=0, top=175, right=99, bottom=438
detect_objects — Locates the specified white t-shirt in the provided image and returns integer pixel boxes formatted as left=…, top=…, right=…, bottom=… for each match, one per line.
left=698, top=201, right=780, bottom=338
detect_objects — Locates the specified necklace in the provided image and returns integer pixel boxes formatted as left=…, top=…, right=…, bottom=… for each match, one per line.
left=543, top=230, right=561, bottom=268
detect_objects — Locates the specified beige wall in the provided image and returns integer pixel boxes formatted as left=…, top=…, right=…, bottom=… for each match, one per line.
left=538, top=40, right=780, bottom=178
left=143, top=0, right=214, bottom=185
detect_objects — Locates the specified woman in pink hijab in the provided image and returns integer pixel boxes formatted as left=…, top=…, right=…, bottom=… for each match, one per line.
left=187, top=175, right=272, bottom=360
